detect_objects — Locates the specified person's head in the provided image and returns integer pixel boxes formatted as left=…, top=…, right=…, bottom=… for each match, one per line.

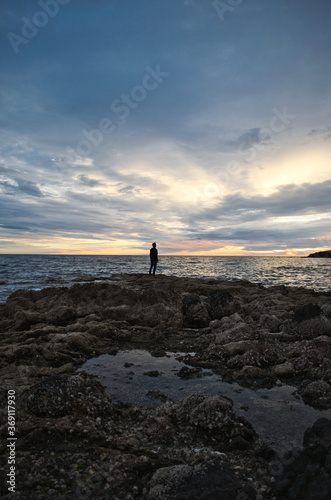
left=152, top=242, right=156, bottom=248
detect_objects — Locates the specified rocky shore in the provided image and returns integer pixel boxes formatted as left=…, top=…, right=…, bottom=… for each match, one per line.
left=1, top=273, right=331, bottom=499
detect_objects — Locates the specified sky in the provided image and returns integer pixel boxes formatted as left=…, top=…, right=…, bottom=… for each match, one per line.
left=1, top=0, right=331, bottom=256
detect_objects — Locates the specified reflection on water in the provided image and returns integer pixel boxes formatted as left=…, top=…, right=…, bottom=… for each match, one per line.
left=80, top=349, right=331, bottom=453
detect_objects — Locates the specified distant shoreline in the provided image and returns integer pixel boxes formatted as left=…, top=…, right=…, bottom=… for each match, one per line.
left=306, top=250, right=331, bottom=258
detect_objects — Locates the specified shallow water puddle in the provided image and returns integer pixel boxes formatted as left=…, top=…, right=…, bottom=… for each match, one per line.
left=79, top=349, right=331, bottom=453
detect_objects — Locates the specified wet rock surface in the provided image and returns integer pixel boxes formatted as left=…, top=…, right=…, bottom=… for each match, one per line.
left=272, top=418, right=331, bottom=499
left=146, top=458, right=248, bottom=500
left=0, top=273, right=331, bottom=498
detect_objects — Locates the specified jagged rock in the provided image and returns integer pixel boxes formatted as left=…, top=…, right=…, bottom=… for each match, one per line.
left=300, top=381, right=331, bottom=409
left=303, top=418, right=331, bottom=448
left=177, top=366, right=203, bottom=379
left=205, top=289, right=240, bottom=319
left=47, top=305, right=77, bottom=326
left=272, top=362, right=295, bottom=377
left=273, top=418, right=331, bottom=499
left=21, top=374, right=112, bottom=418
left=144, top=370, right=161, bottom=377
left=288, top=336, right=331, bottom=382
left=282, top=315, right=331, bottom=340
left=1, top=274, right=331, bottom=499
left=182, top=294, right=210, bottom=328
left=146, top=458, right=252, bottom=500
left=259, top=313, right=282, bottom=332
left=158, top=394, right=256, bottom=449
left=235, top=365, right=269, bottom=385
left=146, top=390, right=170, bottom=402
left=293, top=303, right=322, bottom=322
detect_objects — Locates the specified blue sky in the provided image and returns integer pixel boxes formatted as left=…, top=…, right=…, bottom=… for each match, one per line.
left=1, top=0, right=331, bottom=255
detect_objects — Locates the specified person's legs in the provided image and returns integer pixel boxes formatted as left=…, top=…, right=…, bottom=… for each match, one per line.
left=149, top=261, right=156, bottom=275
left=149, top=260, right=157, bottom=275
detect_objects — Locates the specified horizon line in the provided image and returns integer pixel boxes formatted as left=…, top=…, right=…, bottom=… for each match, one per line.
left=0, top=252, right=316, bottom=257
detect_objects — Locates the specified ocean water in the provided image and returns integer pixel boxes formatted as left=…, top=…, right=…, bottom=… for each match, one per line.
left=0, top=254, right=330, bottom=303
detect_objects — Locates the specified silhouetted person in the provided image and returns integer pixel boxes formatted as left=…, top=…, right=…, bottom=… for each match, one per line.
left=149, top=242, right=158, bottom=275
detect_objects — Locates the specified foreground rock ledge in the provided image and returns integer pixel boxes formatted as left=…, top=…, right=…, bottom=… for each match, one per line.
left=0, top=273, right=331, bottom=499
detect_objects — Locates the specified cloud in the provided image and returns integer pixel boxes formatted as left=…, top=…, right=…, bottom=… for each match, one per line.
left=1, top=1, right=331, bottom=254
left=117, top=185, right=137, bottom=194
left=195, top=180, right=331, bottom=223
left=77, top=175, right=101, bottom=187
left=175, top=180, right=331, bottom=252
left=307, top=127, right=331, bottom=141
left=0, top=178, right=44, bottom=197
left=235, top=127, right=272, bottom=151
left=17, top=180, right=44, bottom=197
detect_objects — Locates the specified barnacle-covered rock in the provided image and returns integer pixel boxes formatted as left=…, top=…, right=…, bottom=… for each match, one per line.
left=146, top=458, right=250, bottom=500
left=1, top=273, right=331, bottom=499
left=21, top=374, right=112, bottom=418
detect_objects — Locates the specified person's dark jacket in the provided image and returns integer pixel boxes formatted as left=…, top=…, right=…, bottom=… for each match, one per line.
left=150, top=248, right=158, bottom=262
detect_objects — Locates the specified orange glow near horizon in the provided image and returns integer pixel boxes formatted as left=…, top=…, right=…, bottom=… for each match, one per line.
left=1, top=236, right=329, bottom=257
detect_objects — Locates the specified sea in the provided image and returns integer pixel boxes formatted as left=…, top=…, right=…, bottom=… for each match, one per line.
left=0, top=254, right=330, bottom=304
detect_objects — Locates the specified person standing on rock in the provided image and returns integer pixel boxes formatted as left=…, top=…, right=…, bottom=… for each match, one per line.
left=149, top=242, right=158, bottom=275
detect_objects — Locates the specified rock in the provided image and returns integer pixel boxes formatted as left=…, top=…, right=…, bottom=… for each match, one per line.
left=259, top=313, right=282, bottom=332
left=303, top=418, right=331, bottom=449
left=300, top=381, right=331, bottom=409
left=22, top=375, right=73, bottom=417
left=159, top=394, right=257, bottom=448
left=205, top=290, right=240, bottom=319
left=176, top=366, right=203, bottom=379
left=182, top=294, right=210, bottom=328
left=255, top=444, right=277, bottom=461
left=272, top=362, right=295, bottom=377
left=14, top=311, right=43, bottom=331
left=293, top=303, right=322, bottom=322
left=269, top=460, right=284, bottom=477
left=236, top=365, right=267, bottom=380
left=212, top=322, right=254, bottom=344
left=64, top=331, right=96, bottom=355
left=21, top=374, right=112, bottom=418
left=1, top=273, right=331, bottom=498
left=209, top=319, right=223, bottom=329
left=273, top=418, right=331, bottom=499
left=282, top=315, right=331, bottom=340
left=321, top=303, right=331, bottom=319
left=146, top=458, right=249, bottom=500
left=222, top=340, right=257, bottom=357
left=48, top=305, right=77, bottom=326
left=146, top=390, right=170, bottom=402
left=144, top=370, right=161, bottom=377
